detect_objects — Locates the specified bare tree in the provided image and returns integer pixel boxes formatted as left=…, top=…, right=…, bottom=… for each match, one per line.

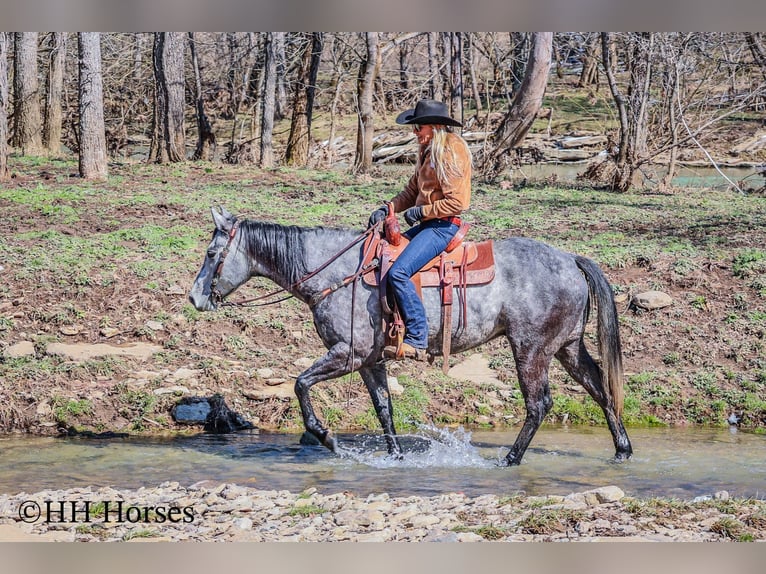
left=600, top=32, right=655, bottom=191
left=149, top=32, right=186, bottom=163
left=353, top=32, right=380, bottom=174
left=78, top=33, right=107, bottom=180
left=449, top=32, right=464, bottom=125
left=0, top=33, right=9, bottom=180
left=13, top=32, right=44, bottom=155
left=578, top=33, right=600, bottom=88
left=259, top=32, right=278, bottom=168
left=189, top=33, right=216, bottom=161
left=43, top=32, right=67, bottom=155
left=274, top=32, right=288, bottom=120
left=427, top=33, right=443, bottom=101
left=285, top=33, right=323, bottom=167
left=466, top=33, right=483, bottom=115
left=483, top=32, right=553, bottom=176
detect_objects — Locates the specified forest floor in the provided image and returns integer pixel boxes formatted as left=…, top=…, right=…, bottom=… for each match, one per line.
left=0, top=152, right=765, bottom=441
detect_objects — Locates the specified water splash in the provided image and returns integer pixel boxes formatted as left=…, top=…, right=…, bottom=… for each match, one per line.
left=336, top=423, right=498, bottom=469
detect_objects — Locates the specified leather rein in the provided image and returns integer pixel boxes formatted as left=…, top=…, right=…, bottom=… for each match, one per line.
left=210, top=219, right=381, bottom=309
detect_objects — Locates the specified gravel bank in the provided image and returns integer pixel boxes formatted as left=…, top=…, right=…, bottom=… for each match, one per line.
left=1, top=482, right=765, bottom=542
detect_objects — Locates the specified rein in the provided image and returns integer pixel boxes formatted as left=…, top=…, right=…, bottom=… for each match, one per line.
left=214, top=220, right=381, bottom=309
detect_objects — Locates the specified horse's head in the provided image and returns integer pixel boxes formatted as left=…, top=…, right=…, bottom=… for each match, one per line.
left=188, top=206, right=250, bottom=311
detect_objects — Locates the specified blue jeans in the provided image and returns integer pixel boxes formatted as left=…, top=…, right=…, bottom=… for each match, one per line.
left=388, top=218, right=459, bottom=349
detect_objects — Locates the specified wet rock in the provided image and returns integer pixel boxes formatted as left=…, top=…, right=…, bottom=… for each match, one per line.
left=631, top=291, right=673, bottom=310
left=172, top=399, right=211, bottom=424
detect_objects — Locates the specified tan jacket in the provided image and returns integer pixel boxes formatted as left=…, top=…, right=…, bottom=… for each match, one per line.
left=390, top=132, right=472, bottom=220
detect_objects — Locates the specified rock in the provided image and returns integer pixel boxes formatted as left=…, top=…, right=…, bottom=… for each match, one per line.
left=153, top=385, right=190, bottom=396
left=145, top=321, right=164, bottom=332
left=60, top=325, right=82, bottom=335
left=45, top=342, right=162, bottom=361
left=256, top=368, right=275, bottom=379
left=631, top=291, right=673, bottom=310
left=166, top=368, right=201, bottom=383
left=172, top=399, right=211, bottom=424
left=589, top=486, right=625, bottom=504
left=99, top=327, right=121, bottom=338
left=5, top=341, right=35, bottom=358
left=387, top=376, right=404, bottom=396
left=242, top=384, right=294, bottom=400
left=233, top=517, right=253, bottom=530
left=447, top=353, right=506, bottom=387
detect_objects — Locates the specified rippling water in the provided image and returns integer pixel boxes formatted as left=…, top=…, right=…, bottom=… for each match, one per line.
left=1, top=425, right=764, bottom=499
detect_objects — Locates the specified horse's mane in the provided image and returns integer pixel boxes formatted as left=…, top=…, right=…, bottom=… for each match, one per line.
left=238, top=220, right=311, bottom=286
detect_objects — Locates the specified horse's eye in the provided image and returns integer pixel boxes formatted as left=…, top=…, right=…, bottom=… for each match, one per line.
left=207, top=249, right=217, bottom=259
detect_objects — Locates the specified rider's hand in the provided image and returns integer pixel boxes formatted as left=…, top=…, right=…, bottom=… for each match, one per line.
left=404, top=206, right=424, bottom=226
left=368, top=205, right=387, bottom=228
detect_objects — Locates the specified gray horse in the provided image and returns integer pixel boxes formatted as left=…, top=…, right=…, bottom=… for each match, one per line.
left=189, top=206, right=633, bottom=466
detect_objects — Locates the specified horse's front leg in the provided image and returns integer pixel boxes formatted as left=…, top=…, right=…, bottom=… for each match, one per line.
left=294, top=342, right=360, bottom=453
left=359, top=363, right=402, bottom=457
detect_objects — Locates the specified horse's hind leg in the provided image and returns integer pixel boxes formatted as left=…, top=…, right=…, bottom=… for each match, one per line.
left=504, top=351, right=555, bottom=466
left=555, top=340, right=632, bottom=460
left=294, top=342, right=359, bottom=453
left=359, top=363, right=402, bottom=456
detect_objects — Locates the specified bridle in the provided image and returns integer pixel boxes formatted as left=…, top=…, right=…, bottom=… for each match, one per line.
left=209, top=220, right=241, bottom=307
left=209, top=219, right=382, bottom=309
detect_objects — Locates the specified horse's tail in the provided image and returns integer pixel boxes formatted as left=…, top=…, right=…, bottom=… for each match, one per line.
left=574, top=255, right=624, bottom=418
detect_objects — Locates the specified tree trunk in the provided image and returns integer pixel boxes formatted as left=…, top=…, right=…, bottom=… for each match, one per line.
left=510, top=33, right=529, bottom=95
left=133, top=33, right=145, bottom=82
left=189, top=33, right=216, bottom=161
left=13, top=32, right=44, bottom=155
left=449, top=32, right=464, bottom=126
left=285, top=33, right=323, bottom=167
left=149, top=32, right=186, bottom=163
left=259, top=32, right=277, bottom=168
left=399, top=43, right=410, bottom=93
left=578, top=33, right=600, bottom=88
left=601, top=32, right=631, bottom=191
left=744, top=33, right=766, bottom=83
left=274, top=32, right=288, bottom=120
left=43, top=32, right=66, bottom=155
left=0, top=33, right=9, bottom=180
left=78, top=33, right=107, bottom=180
left=428, top=32, right=443, bottom=101
left=354, top=32, right=380, bottom=174
left=488, top=32, right=553, bottom=169
left=467, top=34, right=483, bottom=114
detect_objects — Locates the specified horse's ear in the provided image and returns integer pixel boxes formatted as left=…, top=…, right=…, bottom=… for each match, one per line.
left=211, top=206, right=235, bottom=232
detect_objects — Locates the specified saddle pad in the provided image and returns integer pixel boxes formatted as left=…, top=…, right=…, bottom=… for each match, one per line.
left=362, top=239, right=495, bottom=287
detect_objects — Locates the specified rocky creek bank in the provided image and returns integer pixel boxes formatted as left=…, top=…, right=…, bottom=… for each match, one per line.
left=1, top=482, right=764, bottom=542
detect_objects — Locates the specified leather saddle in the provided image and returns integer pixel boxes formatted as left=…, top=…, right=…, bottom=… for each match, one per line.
left=359, top=222, right=495, bottom=373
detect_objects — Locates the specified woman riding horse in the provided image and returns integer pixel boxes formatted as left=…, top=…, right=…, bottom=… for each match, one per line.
left=368, top=99, right=472, bottom=362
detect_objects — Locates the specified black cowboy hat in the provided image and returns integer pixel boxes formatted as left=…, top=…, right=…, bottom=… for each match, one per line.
left=395, top=99, right=462, bottom=127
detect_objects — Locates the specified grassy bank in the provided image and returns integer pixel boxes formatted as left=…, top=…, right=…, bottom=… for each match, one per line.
left=0, top=156, right=765, bottom=435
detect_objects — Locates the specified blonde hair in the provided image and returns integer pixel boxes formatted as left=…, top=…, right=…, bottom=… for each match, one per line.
left=428, top=126, right=472, bottom=185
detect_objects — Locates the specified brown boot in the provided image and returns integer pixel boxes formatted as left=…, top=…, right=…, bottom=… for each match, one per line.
left=383, top=342, right=428, bottom=361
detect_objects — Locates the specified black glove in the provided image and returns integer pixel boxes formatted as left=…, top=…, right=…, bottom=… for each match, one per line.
left=368, top=205, right=387, bottom=228
left=404, top=206, right=424, bottom=226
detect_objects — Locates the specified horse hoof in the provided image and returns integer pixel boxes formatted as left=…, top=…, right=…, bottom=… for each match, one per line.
left=322, top=432, right=339, bottom=453
left=613, top=451, right=632, bottom=463
left=500, top=455, right=521, bottom=467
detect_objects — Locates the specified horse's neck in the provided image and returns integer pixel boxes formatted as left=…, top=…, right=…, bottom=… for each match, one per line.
left=247, top=223, right=357, bottom=298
